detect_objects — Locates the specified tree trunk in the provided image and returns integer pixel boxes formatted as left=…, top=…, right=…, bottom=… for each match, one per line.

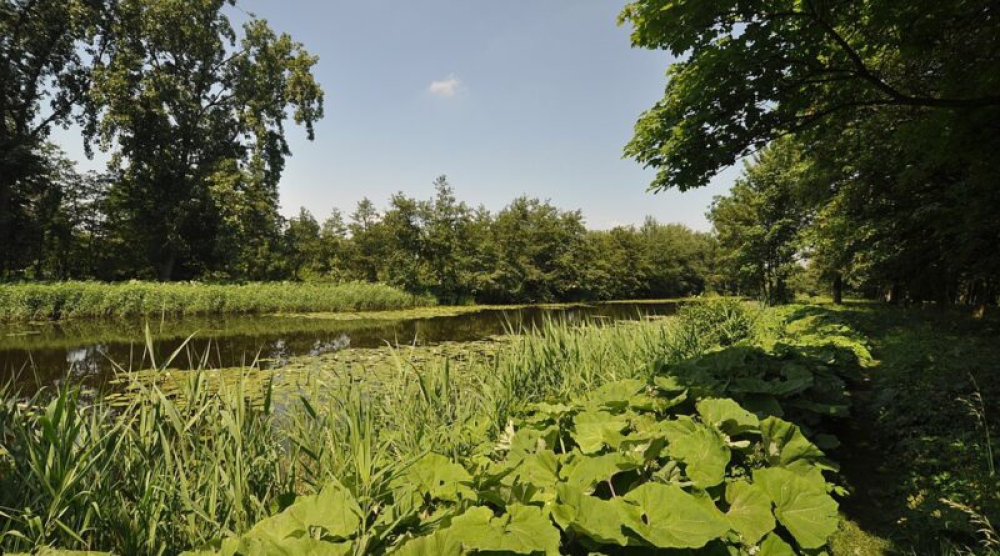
left=832, top=273, right=843, bottom=305
left=887, top=282, right=902, bottom=305
left=156, top=251, right=176, bottom=281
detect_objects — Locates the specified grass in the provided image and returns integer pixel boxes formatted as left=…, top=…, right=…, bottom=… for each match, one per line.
left=1, top=299, right=996, bottom=555
left=0, top=302, right=752, bottom=554
left=784, top=303, right=1000, bottom=556
left=0, top=281, right=435, bottom=322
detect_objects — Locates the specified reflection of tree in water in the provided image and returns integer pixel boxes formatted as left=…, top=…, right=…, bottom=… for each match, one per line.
left=1, top=302, right=683, bottom=390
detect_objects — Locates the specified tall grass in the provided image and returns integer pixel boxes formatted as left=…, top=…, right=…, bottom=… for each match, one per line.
left=0, top=281, right=435, bottom=321
left=0, top=300, right=759, bottom=555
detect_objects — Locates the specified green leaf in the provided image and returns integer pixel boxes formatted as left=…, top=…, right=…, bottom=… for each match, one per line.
left=619, top=483, right=730, bottom=549
left=390, top=453, right=475, bottom=503
left=508, top=425, right=561, bottom=461
left=552, top=484, right=630, bottom=546
left=560, top=451, right=639, bottom=492
left=665, top=421, right=731, bottom=488
left=571, top=410, right=628, bottom=454
left=448, top=505, right=561, bottom=556
left=238, top=536, right=352, bottom=556
left=725, top=480, right=775, bottom=544
left=757, top=532, right=796, bottom=556
left=248, top=482, right=361, bottom=542
left=754, top=468, right=839, bottom=549
left=391, top=530, right=463, bottom=556
left=759, top=417, right=832, bottom=470
left=585, top=379, right=647, bottom=410
left=697, top=398, right=760, bottom=435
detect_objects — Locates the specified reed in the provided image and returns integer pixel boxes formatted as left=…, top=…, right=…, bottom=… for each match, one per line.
left=0, top=281, right=435, bottom=322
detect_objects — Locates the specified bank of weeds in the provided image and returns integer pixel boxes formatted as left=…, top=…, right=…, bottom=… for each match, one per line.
left=0, top=281, right=434, bottom=322
left=1, top=300, right=993, bottom=554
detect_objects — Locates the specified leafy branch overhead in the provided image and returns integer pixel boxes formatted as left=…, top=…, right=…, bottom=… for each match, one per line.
left=619, top=0, right=1000, bottom=192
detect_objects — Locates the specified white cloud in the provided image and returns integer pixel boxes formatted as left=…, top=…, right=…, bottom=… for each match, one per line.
left=428, top=75, right=462, bottom=97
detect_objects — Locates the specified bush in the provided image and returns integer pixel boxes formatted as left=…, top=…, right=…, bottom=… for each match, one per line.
left=675, top=297, right=760, bottom=352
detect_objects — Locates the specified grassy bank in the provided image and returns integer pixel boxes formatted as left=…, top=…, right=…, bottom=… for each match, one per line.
left=0, top=281, right=435, bottom=321
left=0, top=300, right=881, bottom=555
left=815, top=304, right=1000, bottom=555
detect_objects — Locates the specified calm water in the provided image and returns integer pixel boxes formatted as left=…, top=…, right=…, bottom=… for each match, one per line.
left=0, top=302, right=682, bottom=387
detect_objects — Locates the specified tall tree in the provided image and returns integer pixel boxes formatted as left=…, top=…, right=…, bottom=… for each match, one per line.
left=620, top=0, right=1000, bottom=192
left=709, top=139, right=807, bottom=304
left=1, top=0, right=108, bottom=275
left=89, top=0, right=323, bottom=280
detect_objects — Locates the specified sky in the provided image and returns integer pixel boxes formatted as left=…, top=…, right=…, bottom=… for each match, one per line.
left=52, top=0, right=738, bottom=231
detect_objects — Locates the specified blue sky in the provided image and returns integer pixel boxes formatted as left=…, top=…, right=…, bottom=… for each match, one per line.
left=54, top=0, right=737, bottom=231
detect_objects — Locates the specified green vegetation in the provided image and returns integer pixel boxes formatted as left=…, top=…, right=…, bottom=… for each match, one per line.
left=0, top=300, right=878, bottom=555
left=0, top=281, right=433, bottom=321
left=622, top=0, right=1000, bottom=306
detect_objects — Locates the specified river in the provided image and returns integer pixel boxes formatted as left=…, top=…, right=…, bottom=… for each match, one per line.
left=0, top=300, right=683, bottom=388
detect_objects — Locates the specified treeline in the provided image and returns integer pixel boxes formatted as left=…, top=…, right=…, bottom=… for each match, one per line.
left=623, top=0, right=1000, bottom=307
left=283, top=177, right=718, bottom=303
left=1, top=0, right=720, bottom=305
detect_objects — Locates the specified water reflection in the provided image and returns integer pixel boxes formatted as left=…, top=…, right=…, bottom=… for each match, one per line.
left=0, top=302, right=681, bottom=387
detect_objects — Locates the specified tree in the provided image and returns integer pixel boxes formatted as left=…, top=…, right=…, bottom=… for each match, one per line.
left=285, top=207, right=322, bottom=280
left=88, top=0, right=323, bottom=280
left=620, top=0, right=1000, bottom=192
left=1, top=0, right=108, bottom=276
left=709, top=139, right=807, bottom=305
left=421, top=176, right=478, bottom=303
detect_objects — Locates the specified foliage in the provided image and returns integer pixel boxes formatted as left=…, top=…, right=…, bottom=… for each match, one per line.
left=0, top=281, right=433, bottom=321
left=0, top=0, right=109, bottom=276
left=621, top=0, right=1000, bottom=306
left=184, top=381, right=842, bottom=555
left=709, top=140, right=809, bottom=305
left=619, top=0, right=1000, bottom=193
left=282, top=179, right=721, bottom=304
left=87, top=0, right=323, bottom=281
left=0, top=301, right=863, bottom=555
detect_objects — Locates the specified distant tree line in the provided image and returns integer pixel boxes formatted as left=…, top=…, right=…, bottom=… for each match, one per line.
left=283, top=177, right=719, bottom=303
left=8, top=158, right=720, bottom=302
left=623, top=0, right=1000, bottom=307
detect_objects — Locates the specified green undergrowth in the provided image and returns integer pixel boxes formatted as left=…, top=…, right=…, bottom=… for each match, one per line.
left=0, top=281, right=435, bottom=322
left=826, top=305, right=999, bottom=555
left=0, top=299, right=873, bottom=555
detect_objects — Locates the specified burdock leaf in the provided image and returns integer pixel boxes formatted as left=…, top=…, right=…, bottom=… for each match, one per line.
left=725, top=480, right=775, bottom=544
left=665, top=423, right=731, bottom=488
left=619, top=483, right=730, bottom=548
left=754, top=468, right=839, bottom=549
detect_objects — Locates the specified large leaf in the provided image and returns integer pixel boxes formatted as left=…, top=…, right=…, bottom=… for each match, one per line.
left=757, top=532, right=796, bottom=556
left=571, top=410, right=628, bottom=454
left=664, top=421, right=731, bottom=488
left=697, top=398, right=760, bottom=436
left=448, top=504, right=561, bottom=556
left=754, top=468, right=839, bottom=549
left=237, top=536, right=352, bottom=556
left=619, top=483, right=730, bottom=548
left=249, top=483, right=361, bottom=542
left=391, top=530, right=463, bottom=556
left=725, top=480, right=775, bottom=544
left=552, top=484, right=630, bottom=546
left=560, top=451, right=639, bottom=492
left=391, top=453, right=475, bottom=503
left=759, top=417, right=833, bottom=471
left=584, top=379, right=647, bottom=410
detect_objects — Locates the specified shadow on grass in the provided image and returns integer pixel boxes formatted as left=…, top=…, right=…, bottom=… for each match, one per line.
left=795, top=303, right=1000, bottom=554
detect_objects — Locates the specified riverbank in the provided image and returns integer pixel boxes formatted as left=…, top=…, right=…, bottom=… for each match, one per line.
left=3, top=301, right=995, bottom=555
left=0, top=300, right=858, bottom=555
left=0, top=281, right=435, bottom=321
